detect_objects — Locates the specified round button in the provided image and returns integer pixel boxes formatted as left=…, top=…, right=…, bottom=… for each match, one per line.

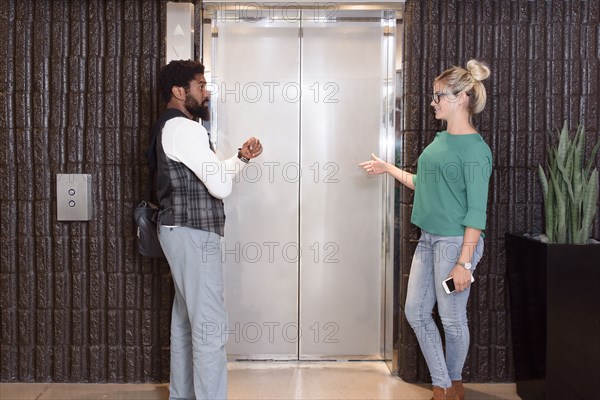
left=68, top=189, right=76, bottom=196
left=68, top=200, right=76, bottom=207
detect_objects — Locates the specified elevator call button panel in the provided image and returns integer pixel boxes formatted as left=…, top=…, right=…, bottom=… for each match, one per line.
left=57, top=174, right=93, bottom=221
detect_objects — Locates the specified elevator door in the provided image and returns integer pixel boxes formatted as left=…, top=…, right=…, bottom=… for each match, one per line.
left=210, top=8, right=395, bottom=360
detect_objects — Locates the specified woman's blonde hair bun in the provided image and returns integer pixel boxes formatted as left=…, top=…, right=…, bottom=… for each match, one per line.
left=466, top=59, right=491, bottom=82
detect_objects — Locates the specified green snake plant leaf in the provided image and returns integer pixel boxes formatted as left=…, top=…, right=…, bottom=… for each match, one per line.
left=556, top=122, right=569, bottom=168
left=572, top=126, right=585, bottom=233
left=580, top=168, right=599, bottom=244
left=554, top=144, right=575, bottom=201
left=573, top=124, right=585, bottom=175
left=538, top=165, right=548, bottom=198
left=538, top=165, right=555, bottom=241
left=548, top=166, right=567, bottom=243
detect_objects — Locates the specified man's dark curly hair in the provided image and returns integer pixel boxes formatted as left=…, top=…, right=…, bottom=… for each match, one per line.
left=158, top=60, right=205, bottom=103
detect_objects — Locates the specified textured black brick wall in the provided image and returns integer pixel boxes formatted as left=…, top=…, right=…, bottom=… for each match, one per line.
left=398, top=0, right=600, bottom=383
left=0, top=0, right=203, bottom=383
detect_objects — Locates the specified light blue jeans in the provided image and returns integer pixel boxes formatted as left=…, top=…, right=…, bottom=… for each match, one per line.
left=404, top=229, right=484, bottom=389
left=159, top=226, right=228, bottom=400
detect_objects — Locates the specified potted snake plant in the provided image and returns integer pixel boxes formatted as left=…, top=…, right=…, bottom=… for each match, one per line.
left=506, top=121, right=600, bottom=400
left=538, top=122, right=599, bottom=244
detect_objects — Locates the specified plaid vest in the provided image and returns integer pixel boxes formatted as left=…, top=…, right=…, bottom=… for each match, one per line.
left=155, top=114, right=226, bottom=236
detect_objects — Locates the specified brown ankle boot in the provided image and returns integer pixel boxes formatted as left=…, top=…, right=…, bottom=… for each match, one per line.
left=452, top=381, right=465, bottom=400
left=445, top=386, right=460, bottom=400
left=431, top=386, right=460, bottom=400
left=431, top=386, right=446, bottom=400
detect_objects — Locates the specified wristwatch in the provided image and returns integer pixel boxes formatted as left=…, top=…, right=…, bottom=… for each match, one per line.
left=237, top=149, right=250, bottom=164
left=457, top=261, right=472, bottom=270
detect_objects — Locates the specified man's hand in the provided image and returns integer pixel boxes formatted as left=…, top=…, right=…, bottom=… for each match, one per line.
left=240, top=137, right=263, bottom=160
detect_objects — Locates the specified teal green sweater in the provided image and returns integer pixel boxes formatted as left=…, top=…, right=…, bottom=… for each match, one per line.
left=411, top=131, right=492, bottom=236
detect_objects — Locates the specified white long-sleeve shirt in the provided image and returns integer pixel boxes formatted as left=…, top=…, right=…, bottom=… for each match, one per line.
left=161, top=117, right=245, bottom=199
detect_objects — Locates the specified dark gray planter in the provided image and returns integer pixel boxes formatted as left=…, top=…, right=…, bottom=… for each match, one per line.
left=505, top=233, right=600, bottom=400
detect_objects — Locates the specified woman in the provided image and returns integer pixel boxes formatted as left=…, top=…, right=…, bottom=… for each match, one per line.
left=360, top=60, right=492, bottom=400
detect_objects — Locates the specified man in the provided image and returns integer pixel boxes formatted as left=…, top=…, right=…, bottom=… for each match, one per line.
left=152, top=60, right=262, bottom=399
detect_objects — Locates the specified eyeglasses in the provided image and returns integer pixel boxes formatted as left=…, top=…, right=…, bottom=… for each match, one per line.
left=431, top=90, right=470, bottom=104
left=431, top=91, right=447, bottom=104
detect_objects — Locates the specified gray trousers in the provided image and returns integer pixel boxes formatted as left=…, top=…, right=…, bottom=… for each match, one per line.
left=158, top=226, right=228, bottom=400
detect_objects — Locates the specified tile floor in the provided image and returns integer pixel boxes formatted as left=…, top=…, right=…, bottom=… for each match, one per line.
left=0, top=361, right=521, bottom=400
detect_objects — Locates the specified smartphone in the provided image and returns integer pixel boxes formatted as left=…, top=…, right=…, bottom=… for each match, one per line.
left=442, top=274, right=475, bottom=294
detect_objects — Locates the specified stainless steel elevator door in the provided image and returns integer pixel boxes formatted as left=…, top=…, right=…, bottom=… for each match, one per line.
left=212, top=15, right=301, bottom=359
left=299, top=18, right=385, bottom=359
left=211, top=9, right=394, bottom=360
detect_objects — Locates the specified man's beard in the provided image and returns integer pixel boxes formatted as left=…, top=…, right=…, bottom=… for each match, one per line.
left=184, top=94, right=210, bottom=120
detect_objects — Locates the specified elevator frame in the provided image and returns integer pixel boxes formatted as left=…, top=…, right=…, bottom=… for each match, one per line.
left=197, top=1, right=405, bottom=374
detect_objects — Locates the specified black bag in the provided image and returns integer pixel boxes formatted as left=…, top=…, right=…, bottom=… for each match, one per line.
left=134, top=201, right=165, bottom=259
left=135, top=109, right=186, bottom=260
